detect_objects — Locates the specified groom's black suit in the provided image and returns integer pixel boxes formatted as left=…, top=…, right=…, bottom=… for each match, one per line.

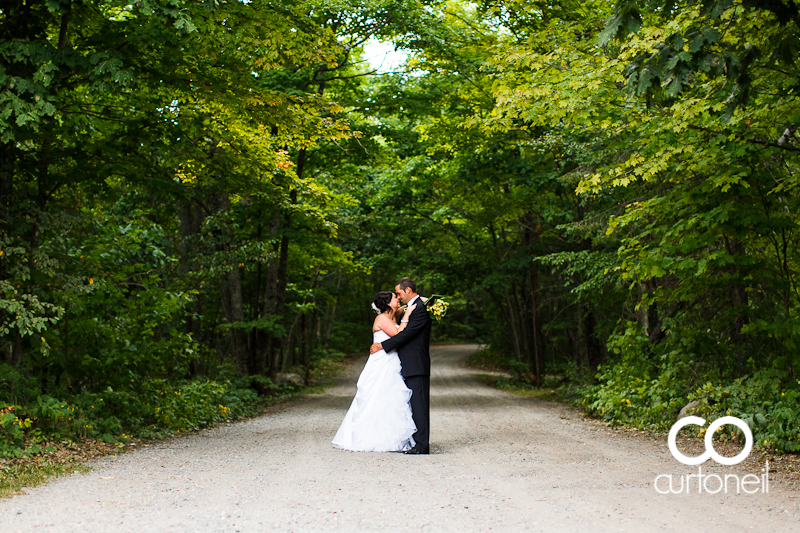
left=380, top=295, right=432, bottom=454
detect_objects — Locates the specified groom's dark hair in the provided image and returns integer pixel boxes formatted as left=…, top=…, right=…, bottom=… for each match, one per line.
left=396, top=277, right=416, bottom=293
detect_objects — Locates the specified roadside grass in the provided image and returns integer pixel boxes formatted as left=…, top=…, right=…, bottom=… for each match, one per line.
left=1, top=459, right=91, bottom=499
left=468, top=346, right=570, bottom=401
left=474, top=374, right=562, bottom=401
left=465, top=346, right=508, bottom=373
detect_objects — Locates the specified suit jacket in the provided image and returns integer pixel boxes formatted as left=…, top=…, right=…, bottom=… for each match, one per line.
left=381, top=296, right=432, bottom=377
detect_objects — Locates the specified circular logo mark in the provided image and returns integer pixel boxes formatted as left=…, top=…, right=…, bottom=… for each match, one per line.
left=667, top=416, right=753, bottom=466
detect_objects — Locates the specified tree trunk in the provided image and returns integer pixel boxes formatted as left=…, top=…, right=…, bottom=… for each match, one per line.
left=724, top=236, right=751, bottom=375
left=636, top=279, right=664, bottom=347
left=324, top=269, right=343, bottom=341
left=269, top=214, right=291, bottom=377
left=522, top=213, right=545, bottom=385
left=512, top=281, right=531, bottom=366
left=503, top=287, right=523, bottom=361
left=62, top=309, right=69, bottom=381
left=269, top=147, right=303, bottom=377
left=12, top=330, right=23, bottom=367
left=216, top=193, right=247, bottom=374
left=0, top=140, right=15, bottom=365
left=250, top=217, right=263, bottom=372
left=300, top=313, right=308, bottom=384
left=528, top=262, right=546, bottom=385
left=226, top=263, right=247, bottom=374
left=260, top=213, right=282, bottom=378
left=584, top=305, right=603, bottom=373
left=179, top=198, right=204, bottom=373
left=0, top=141, right=13, bottom=220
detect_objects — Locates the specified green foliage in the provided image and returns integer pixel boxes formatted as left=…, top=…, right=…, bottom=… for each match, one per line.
left=0, top=364, right=40, bottom=404
left=44, top=205, right=198, bottom=389
left=0, top=233, right=63, bottom=353
left=582, top=323, right=800, bottom=452
left=0, top=396, right=70, bottom=458
left=0, top=375, right=294, bottom=457
left=582, top=324, right=686, bottom=429
left=145, top=380, right=259, bottom=434
left=688, top=369, right=800, bottom=452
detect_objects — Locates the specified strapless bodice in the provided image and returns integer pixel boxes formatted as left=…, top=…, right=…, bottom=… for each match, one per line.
left=373, top=329, right=391, bottom=343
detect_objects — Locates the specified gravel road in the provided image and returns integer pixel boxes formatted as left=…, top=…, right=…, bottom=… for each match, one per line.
left=1, top=344, right=798, bottom=532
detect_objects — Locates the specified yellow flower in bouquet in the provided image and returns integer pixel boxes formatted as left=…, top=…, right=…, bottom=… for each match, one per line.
left=427, top=296, right=449, bottom=321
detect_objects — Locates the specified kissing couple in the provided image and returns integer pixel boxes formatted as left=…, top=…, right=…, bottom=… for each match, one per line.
left=332, top=277, right=432, bottom=454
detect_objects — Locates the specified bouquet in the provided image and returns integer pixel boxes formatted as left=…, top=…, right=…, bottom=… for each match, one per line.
left=424, top=295, right=449, bottom=321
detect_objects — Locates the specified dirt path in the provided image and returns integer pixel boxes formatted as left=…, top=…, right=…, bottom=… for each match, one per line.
left=1, top=344, right=797, bottom=532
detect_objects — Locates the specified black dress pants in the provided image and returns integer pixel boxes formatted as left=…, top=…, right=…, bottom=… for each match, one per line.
left=403, top=375, right=430, bottom=453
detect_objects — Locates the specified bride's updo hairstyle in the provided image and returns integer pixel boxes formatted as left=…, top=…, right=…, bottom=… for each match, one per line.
left=372, top=291, right=393, bottom=314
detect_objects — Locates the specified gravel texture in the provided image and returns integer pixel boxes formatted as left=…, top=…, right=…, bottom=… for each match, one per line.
left=1, top=344, right=798, bottom=532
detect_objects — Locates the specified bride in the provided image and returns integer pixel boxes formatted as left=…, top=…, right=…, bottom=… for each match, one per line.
left=332, top=291, right=418, bottom=452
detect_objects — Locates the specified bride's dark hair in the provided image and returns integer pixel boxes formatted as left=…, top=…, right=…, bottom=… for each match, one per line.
left=373, top=291, right=394, bottom=314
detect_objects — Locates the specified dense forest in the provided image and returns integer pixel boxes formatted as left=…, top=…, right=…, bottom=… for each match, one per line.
left=1, top=0, right=799, bottom=458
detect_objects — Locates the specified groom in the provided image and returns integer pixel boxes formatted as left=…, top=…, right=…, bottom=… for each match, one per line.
left=370, top=277, right=431, bottom=455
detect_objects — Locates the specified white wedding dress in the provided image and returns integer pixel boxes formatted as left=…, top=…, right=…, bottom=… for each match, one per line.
left=332, top=329, right=417, bottom=452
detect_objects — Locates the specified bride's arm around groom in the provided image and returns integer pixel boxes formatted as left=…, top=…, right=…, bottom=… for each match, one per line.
left=370, top=296, right=429, bottom=357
